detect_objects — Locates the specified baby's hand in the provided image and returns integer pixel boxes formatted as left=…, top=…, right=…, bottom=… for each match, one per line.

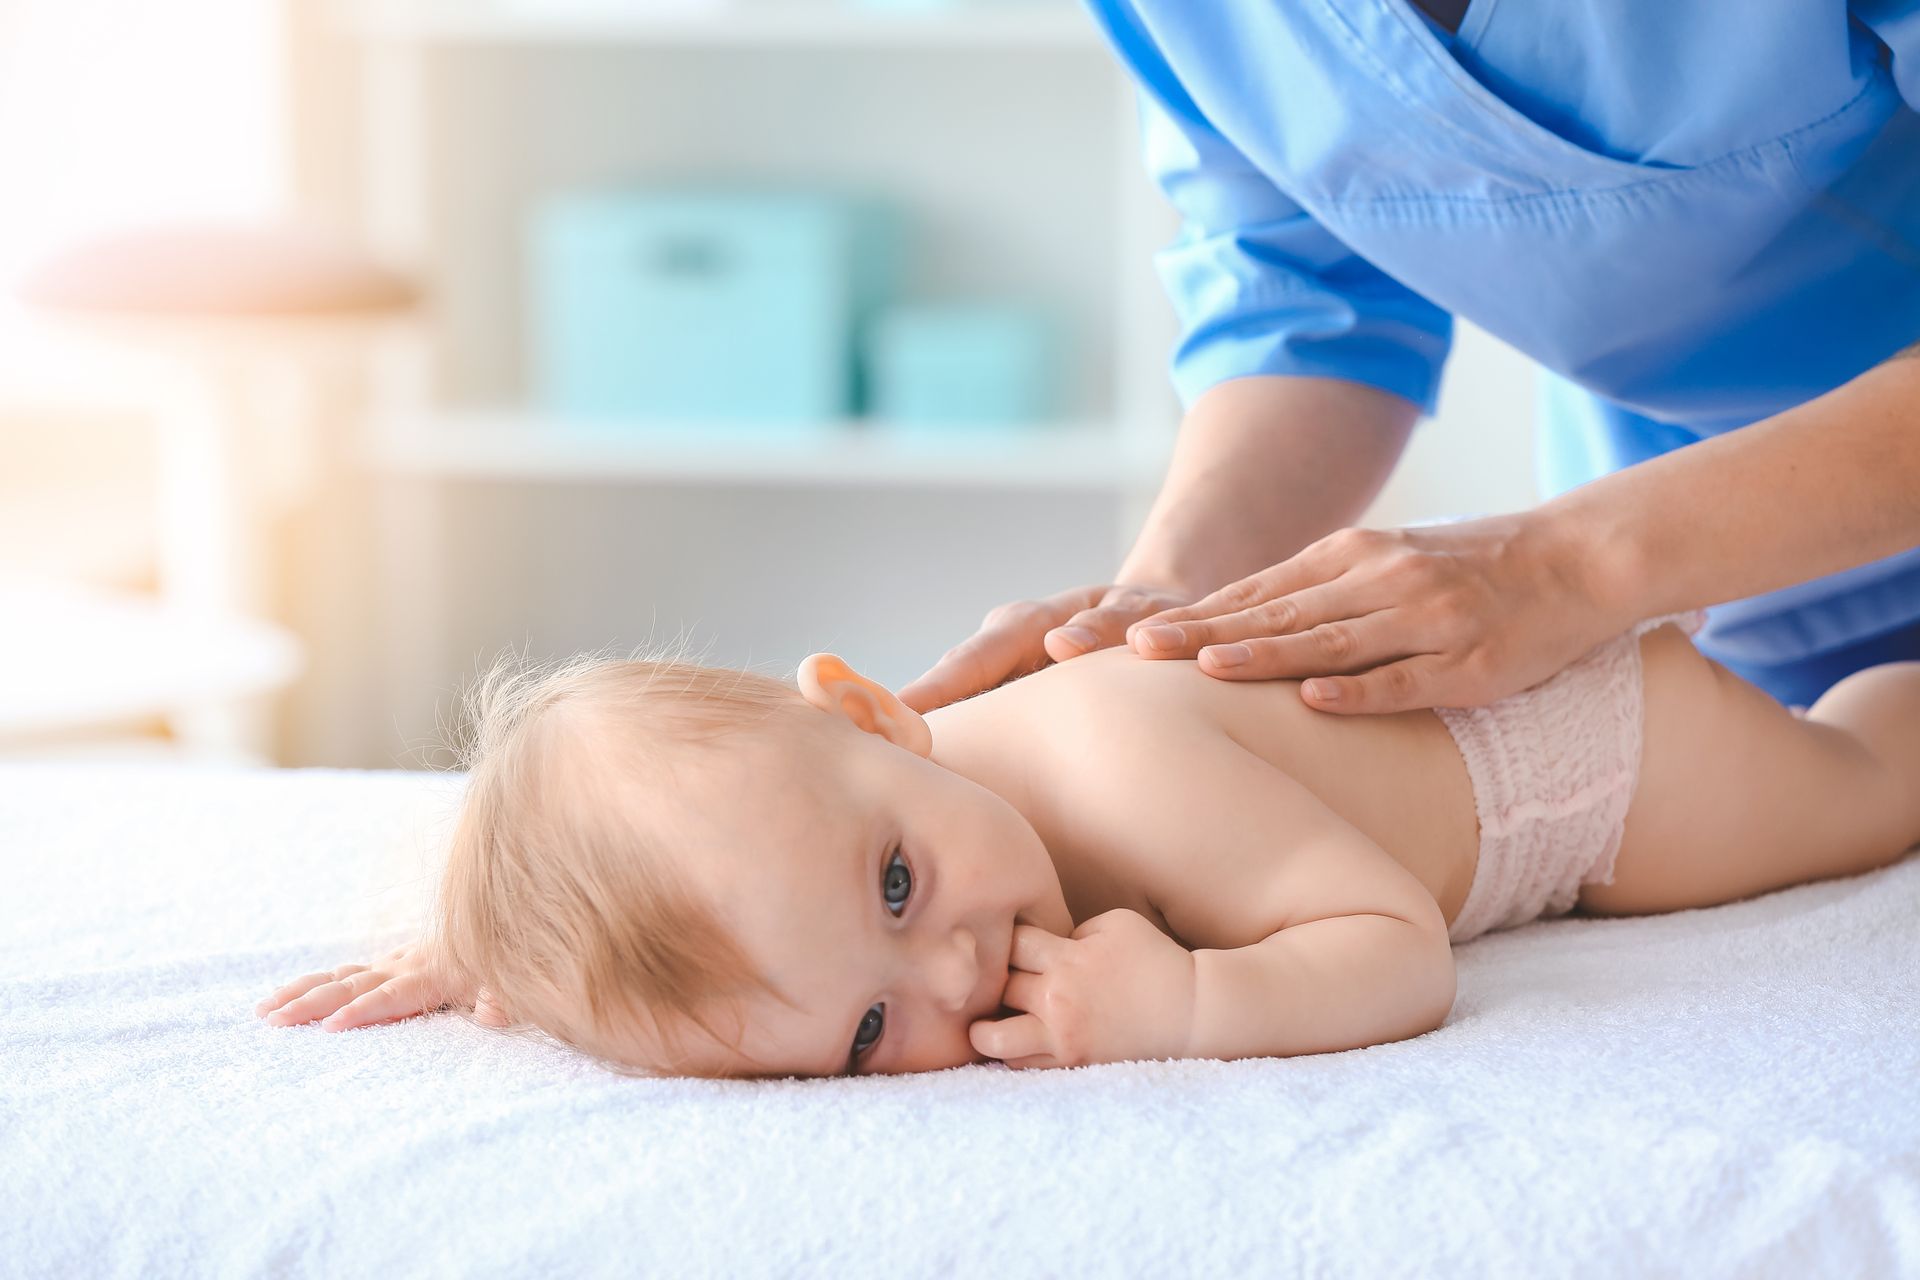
left=968, top=909, right=1197, bottom=1070
left=255, top=942, right=484, bottom=1033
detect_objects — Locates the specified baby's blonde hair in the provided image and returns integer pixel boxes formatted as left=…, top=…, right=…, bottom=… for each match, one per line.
left=427, top=649, right=810, bottom=1077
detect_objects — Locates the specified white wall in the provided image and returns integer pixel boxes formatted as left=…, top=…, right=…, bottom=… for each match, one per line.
left=1367, top=321, right=1539, bottom=529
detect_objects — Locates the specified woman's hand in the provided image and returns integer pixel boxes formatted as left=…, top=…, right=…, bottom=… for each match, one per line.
left=898, top=582, right=1194, bottom=713
left=1125, top=512, right=1628, bottom=714
left=967, top=910, right=1197, bottom=1069
left=254, top=942, right=501, bottom=1032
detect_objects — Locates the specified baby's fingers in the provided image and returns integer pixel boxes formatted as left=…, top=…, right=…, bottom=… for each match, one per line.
left=262, top=968, right=388, bottom=1026
left=969, top=1011, right=1049, bottom=1063
left=321, top=974, right=432, bottom=1032
left=256, top=965, right=370, bottom=1018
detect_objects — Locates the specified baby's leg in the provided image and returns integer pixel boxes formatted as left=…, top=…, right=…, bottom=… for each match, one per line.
left=1581, top=625, right=1920, bottom=917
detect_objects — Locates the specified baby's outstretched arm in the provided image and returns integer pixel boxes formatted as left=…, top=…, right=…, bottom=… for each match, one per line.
left=255, top=942, right=503, bottom=1032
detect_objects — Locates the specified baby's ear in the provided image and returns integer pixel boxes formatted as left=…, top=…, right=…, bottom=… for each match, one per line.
left=797, top=653, right=932, bottom=758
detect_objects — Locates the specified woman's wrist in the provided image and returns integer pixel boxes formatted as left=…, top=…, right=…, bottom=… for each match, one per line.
left=1529, top=491, right=1651, bottom=635
left=1115, top=530, right=1229, bottom=601
left=1529, top=356, right=1920, bottom=637
left=1118, top=376, right=1420, bottom=603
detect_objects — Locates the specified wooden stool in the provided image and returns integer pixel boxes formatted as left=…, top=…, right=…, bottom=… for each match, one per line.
left=13, top=219, right=421, bottom=759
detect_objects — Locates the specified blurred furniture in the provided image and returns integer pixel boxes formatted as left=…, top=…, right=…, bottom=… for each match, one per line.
left=531, top=187, right=904, bottom=423
left=11, top=219, right=420, bottom=759
left=866, top=301, right=1058, bottom=426
left=309, top=0, right=1186, bottom=760
left=0, top=579, right=301, bottom=757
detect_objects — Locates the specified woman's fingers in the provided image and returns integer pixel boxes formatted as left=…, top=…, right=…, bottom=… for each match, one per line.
left=255, top=965, right=369, bottom=1017
left=1044, top=585, right=1192, bottom=662
left=1130, top=581, right=1360, bottom=659
left=1191, top=612, right=1434, bottom=683
left=898, top=584, right=1108, bottom=713
left=896, top=631, right=1028, bottom=716
left=1129, top=541, right=1345, bottom=641
left=1295, top=654, right=1455, bottom=716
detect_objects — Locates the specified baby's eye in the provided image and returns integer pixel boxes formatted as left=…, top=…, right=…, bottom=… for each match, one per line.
left=852, top=1003, right=885, bottom=1058
left=882, top=847, right=912, bottom=916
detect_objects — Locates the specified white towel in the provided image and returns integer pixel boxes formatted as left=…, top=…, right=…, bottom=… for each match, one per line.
left=3, top=762, right=1916, bottom=1278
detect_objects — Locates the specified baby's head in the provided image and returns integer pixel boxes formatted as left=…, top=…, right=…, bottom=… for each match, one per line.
left=428, top=649, right=1069, bottom=1079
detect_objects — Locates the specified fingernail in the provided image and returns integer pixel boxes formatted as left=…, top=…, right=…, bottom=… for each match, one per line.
left=1304, top=679, right=1338, bottom=701
left=1140, top=625, right=1184, bottom=651
left=1203, top=644, right=1249, bottom=668
left=1054, top=627, right=1098, bottom=651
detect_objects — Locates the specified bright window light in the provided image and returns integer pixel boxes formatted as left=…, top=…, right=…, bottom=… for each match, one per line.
left=0, top=0, right=287, bottom=292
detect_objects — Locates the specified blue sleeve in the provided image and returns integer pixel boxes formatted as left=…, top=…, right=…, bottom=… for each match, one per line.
left=1855, top=0, right=1920, bottom=109
left=1105, top=25, right=1453, bottom=414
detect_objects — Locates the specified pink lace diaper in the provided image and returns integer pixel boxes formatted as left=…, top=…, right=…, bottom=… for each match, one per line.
left=1437, top=611, right=1706, bottom=943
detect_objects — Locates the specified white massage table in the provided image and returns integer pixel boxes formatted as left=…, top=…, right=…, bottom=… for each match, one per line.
left=4, top=762, right=1917, bottom=1277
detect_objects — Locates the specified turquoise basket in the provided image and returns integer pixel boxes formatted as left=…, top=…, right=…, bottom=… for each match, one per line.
left=530, top=187, right=904, bottom=425
left=865, top=303, right=1058, bottom=428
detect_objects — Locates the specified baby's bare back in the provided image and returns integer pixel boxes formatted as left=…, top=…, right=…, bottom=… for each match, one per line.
left=966, top=647, right=1482, bottom=932
left=939, top=630, right=1918, bottom=948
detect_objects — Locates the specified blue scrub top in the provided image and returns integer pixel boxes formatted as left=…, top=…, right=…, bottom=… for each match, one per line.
left=1085, top=0, right=1920, bottom=698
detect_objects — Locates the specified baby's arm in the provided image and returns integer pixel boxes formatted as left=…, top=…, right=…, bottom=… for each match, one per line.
left=255, top=942, right=504, bottom=1031
left=1186, top=910, right=1452, bottom=1059
left=1099, top=721, right=1457, bottom=1059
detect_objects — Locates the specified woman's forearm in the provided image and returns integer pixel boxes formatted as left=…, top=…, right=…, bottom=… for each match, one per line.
left=1553, top=348, right=1920, bottom=628
left=1117, top=375, right=1419, bottom=597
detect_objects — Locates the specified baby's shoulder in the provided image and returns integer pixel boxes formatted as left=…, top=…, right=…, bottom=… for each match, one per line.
left=1008, top=647, right=1224, bottom=749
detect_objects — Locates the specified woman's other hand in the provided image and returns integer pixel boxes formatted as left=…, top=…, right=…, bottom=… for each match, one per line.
left=1125, top=512, right=1627, bottom=714
left=254, top=942, right=479, bottom=1032
left=898, top=581, right=1194, bottom=713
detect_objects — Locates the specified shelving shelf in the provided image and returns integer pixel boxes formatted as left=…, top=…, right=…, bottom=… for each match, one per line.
left=343, top=0, right=1178, bottom=494
left=367, top=410, right=1171, bottom=490
left=330, top=0, right=1184, bottom=733
left=344, top=0, right=1103, bottom=50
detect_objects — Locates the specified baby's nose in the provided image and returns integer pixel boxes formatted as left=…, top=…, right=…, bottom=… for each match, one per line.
left=923, top=926, right=979, bottom=1013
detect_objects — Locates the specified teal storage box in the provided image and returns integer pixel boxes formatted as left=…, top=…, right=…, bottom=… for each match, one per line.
left=530, top=188, right=903, bottom=424
left=866, top=303, right=1057, bottom=427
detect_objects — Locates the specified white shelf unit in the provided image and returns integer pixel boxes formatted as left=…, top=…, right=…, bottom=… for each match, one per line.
left=328, top=0, right=1185, bottom=753
left=344, top=0, right=1103, bottom=50
left=345, top=0, right=1180, bottom=474
left=370, top=410, right=1173, bottom=490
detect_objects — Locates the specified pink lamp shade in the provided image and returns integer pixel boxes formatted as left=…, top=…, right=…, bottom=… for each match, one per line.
left=16, top=219, right=417, bottom=317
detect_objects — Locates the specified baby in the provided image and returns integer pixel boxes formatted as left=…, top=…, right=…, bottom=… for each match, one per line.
left=257, top=616, right=1920, bottom=1077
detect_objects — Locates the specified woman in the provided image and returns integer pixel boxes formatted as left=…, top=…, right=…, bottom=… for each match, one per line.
left=902, top=1, right=1920, bottom=717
